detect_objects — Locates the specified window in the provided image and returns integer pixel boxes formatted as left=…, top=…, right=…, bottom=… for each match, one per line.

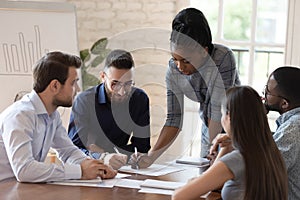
left=190, top=0, right=288, bottom=93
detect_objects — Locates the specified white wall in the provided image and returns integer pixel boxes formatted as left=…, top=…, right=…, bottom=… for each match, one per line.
left=285, top=0, right=300, bottom=66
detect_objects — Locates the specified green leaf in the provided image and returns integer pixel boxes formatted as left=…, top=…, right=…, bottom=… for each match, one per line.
left=84, top=54, right=91, bottom=63
left=80, top=49, right=90, bottom=61
left=80, top=38, right=109, bottom=90
left=91, top=38, right=108, bottom=54
left=90, top=49, right=111, bottom=68
left=91, top=54, right=106, bottom=68
left=82, top=71, right=100, bottom=90
left=101, top=49, right=111, bottom=59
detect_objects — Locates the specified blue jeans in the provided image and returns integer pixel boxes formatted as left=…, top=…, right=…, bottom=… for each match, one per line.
left=200, top=124, right=210, bottom=157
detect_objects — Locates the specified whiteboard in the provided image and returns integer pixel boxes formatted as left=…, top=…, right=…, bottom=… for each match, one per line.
left=0, top=1, right=79, bottom=127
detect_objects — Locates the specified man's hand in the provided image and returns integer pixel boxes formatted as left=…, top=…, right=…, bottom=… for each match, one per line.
left=80, top=158, right=117, bottom=180
left=99, top=164, right=117, bottom=179
left=103, top=153, right=127, bottom=170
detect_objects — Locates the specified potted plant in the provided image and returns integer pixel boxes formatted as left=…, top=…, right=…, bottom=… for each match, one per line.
left=80, top=38, right=111, bottom=90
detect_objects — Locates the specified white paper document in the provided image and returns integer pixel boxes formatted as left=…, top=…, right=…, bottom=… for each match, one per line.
left=118, top=164, right=184, bottom=176
left=115, top=173, right=132, bottom=179
left=139, top=187, right=174, bottom=195
left=175, top=156, right=210, bottom=166
left=100, top=178, right=120, bottom=188
left=139, top=188, right=211, bottom=197
left=139, top=184, right=211, bottom=197
left=48, top=174, right=122, bottom=188
left=138, top=179, right=186, bottom=196
left=114, top=179, right=144, bottom=189
left=141, top=179, right=186, bottom=190
left=61, top=177, right=102, bottom=183
left=48, top=177, right=103, bottom=187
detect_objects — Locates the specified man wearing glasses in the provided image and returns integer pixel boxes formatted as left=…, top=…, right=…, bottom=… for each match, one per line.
left=263, top=66, right=300, bottom=200
left=68, top=49, right=151, bottom=170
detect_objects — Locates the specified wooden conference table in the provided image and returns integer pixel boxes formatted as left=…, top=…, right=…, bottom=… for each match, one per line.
left=0, top=167, right=221, bottom=200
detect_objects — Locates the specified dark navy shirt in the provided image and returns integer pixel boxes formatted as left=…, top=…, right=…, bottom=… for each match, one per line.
left=68, top=83, right=151, bottom=156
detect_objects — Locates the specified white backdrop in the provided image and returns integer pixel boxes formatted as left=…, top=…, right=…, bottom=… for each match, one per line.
left=0, top=1, right=79, bottom=128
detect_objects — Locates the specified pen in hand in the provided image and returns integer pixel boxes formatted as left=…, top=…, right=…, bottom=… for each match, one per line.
left=134, top=147, right=139, bottom=170
left=113, top=146, right=120, bottom=154
left=112, top=146, right=128, bottom=169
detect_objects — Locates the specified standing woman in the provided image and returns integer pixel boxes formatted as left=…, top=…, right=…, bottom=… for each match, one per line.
left=133, top=7, right=241, bottom=169
left=172, top=86, right=288, bottom=200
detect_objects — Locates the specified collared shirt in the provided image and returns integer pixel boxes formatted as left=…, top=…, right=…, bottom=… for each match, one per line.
left=165, top=43, right=240, bottom=128
left=274, top=107, right=300, bottom=200
left=0, top=90, right=86, bottom=182
left=68, top=84, right=151, bottom=156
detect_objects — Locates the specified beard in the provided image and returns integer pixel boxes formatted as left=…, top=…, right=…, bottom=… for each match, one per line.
left=111, top=94, right=130, bottom=103
left=264, top=102, right=282, bottom=113
left=105, top=85, right=130, bottom=104
left=53, top=97, right=73, bottom=108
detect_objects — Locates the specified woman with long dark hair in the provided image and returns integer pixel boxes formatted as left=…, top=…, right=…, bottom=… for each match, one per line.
left=172, top=86, right=288, bottom=200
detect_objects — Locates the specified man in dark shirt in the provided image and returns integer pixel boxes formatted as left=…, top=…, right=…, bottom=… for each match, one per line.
left=68, top=49, right=151, bottom=169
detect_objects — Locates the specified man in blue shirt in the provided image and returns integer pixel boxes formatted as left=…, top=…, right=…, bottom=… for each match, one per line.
left=68, top=49, right=151, bottom=170
left=264, top=66, right=300, bottom=200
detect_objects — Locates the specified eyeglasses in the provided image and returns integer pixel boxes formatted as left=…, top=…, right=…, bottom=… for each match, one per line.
left=262, top=85, right=288, bottom=101
left=105, top=74, right=135, bottom=92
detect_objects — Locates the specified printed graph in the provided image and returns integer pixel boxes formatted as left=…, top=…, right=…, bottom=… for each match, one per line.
left=1, top=25, right=49, bottom=75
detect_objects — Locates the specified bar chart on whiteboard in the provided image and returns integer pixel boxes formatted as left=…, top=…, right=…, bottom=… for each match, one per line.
left=1, top=25, right=49, bottom=75
left=0, top=1, right=79, bottom=128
